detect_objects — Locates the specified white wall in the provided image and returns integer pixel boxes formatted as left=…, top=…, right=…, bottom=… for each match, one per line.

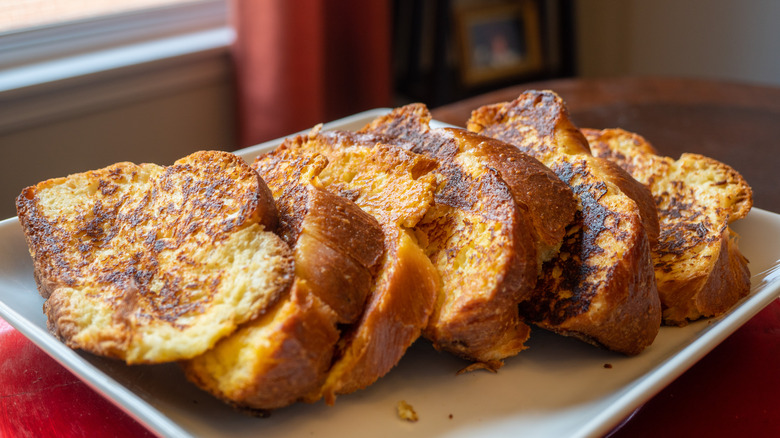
left=576, top=0, right=780, bottom=87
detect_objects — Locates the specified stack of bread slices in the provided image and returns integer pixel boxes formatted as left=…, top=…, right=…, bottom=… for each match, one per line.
left=16, top=90, right=752, bottom=413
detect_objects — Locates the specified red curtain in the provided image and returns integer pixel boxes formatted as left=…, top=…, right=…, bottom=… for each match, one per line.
left=231, top=0, right=392, bottom=147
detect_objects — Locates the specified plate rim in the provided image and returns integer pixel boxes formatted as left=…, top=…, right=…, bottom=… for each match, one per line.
left=1, top=110, right=779, bottom=438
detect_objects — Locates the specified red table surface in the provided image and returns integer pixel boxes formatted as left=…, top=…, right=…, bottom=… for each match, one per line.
left=1, top=299, right=778, bottom=437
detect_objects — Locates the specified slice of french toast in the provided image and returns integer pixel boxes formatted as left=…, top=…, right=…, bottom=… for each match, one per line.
left=358, top=104, right=577, bottom=366
left=183, top=150, right=385, bottom=410
left=276, top=128, right=440, bottom=404
left=585, top=127, right=753, bottom=325
left=15, top=151, right=294, bottom=364
left=467, top=91, right=662, bottom=355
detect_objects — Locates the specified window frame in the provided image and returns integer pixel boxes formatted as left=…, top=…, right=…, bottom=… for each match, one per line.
left=0, top=0, right=233, bottom=133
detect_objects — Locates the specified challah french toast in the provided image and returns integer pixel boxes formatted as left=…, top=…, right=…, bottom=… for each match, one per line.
left=20, top=93, right=735, bottom=416
left=468, top=91, right=662, bottom=355
left=275, top=128, right=440, bottom=404
left=183, top=150, right=385, bottom=410
left=358, top=104, right=577, bottom=366
left=15, top=151, right=295, bottom=364
left=585, top=127, right=752, bottom=325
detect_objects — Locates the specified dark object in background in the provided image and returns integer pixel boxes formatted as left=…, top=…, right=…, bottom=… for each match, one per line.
left=392, top=0, right=576, bottom=108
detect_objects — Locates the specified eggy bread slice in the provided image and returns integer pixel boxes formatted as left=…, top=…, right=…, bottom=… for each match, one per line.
left=183, top=150, right=385, bottom=410
left=585, top=127, right=752, bottom=325
left=276, top=128, right=440, bottom=404
left=358, top=104, right=577, bottom=366
left=15, top=151, right=294, bottom=364
left=467, top=91, right=662, bottom=355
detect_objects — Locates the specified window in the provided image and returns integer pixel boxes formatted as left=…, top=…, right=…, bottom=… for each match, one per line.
left=1, top=0, right=231, bottom=71
left=0, top=0, right=202, bottom=33
left=0, top=0, right=232, bottom=133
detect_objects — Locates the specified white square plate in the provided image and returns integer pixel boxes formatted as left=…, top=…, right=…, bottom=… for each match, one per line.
left=1, top=109, right=779, bottom=438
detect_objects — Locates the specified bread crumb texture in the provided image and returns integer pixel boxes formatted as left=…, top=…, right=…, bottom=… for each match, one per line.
left=16, top=151, right=294, bottom=364
left=397, top=400, right=419, bottom=422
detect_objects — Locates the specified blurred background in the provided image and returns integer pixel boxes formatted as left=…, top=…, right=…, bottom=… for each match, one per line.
left=1, top=0, right=779, bottom=219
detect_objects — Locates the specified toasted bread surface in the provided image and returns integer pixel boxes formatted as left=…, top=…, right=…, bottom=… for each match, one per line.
left=585, top=128, right=752, bottom=324
left=256, top=150, right=385, bottom=322
left=183, top=150, right=385, bottom=409
left=279, top=129, right=440, bottom=404
left=183, top=280, right=338, bottom=410
left=468, top=91, right=661, bottom=355
left=16, top=151, right=294, bottom=364
left=317, top=226, right=438, bottom=402
left=359, top=104, right=577, bottom=364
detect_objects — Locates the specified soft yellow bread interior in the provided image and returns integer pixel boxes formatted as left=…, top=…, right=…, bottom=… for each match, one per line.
left=280, top=129, right=440, bottom=404
left=16, top=151, right=294, bottom=364
left=183, top=149, right=384, bottom=410
left=183, top=279, right=340, bottom=410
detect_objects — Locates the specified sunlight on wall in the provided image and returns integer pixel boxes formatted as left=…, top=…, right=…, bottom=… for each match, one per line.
left=0, top=0, right=199, bottom=32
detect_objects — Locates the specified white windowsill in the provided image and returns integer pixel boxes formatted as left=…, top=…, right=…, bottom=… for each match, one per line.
left=0, top=27, right=234, bottom=94
left=0, top=0, right=233, bottom=135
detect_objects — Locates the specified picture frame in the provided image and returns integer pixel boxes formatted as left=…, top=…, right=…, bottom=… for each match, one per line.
left=454, top=0, right=544, bottom=87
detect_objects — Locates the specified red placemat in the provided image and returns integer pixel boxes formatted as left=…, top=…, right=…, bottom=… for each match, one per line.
left=2, top=299, right=778, bottom=437
left=610, top=298, right=780, bottom=437
left=0, top=318, right=155, bottom=438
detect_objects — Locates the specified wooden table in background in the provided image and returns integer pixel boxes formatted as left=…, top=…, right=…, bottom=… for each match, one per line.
left=432, top=76, right=780, bottom=437
left=432, top=76, right=780, bottom=214
left=1, top=76, right=778, bottom=437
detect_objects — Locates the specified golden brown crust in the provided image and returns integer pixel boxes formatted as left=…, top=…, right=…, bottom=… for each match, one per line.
left=359, top=103, right=576, bottom=260
left=693, top=227, right=751, bottom=318
left=468, top=92, right=660, bottom=246
left=444, top=129, right=577, bottom=260
left=521, top=210, right=659, bottom=354
left=279, top=129, right=440, bottom=404
left=183, top=281, right=339, bottom=410
left=358, top=104, right=577, bottom=364
left=16, top=151, right=294, bottom=364
left=468, top=90, right=661, bottom=355
left=317, top=227, right=439, bottom=403
left=254, top=149, right=385, bottom=322
left=586, top=128, right=753, bottom=325
left=182, top=148, right=385, bottom=410
left=595, top=158, right=661, bottom=249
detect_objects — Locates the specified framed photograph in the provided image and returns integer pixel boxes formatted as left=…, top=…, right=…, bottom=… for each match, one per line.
left=454, top=1, right=544, bottom=87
